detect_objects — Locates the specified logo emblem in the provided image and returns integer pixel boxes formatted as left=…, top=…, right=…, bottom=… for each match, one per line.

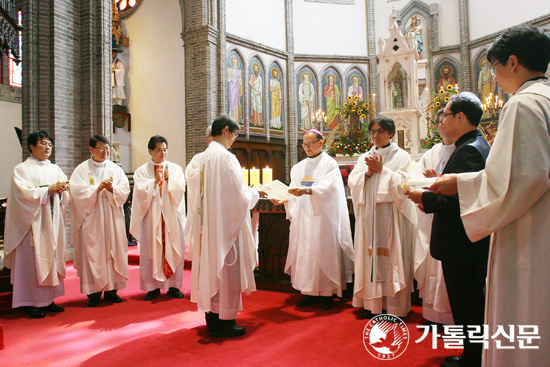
left=363, top=314, right=409, bottom=360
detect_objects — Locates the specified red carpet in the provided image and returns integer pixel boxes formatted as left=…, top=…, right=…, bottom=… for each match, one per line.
left=0, top=263, right=456, bottom=367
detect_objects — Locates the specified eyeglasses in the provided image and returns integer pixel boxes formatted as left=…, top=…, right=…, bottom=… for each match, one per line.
left=95, top=147, right=110, bottom=152
left=441, top=113, right=455, bottom=120
left=39, top=141, right=53, bottom=148
left=488, top=61, right=501, bottom=76
left=369, top=129, right=387, bottom=136
left=302, top=140, right=321, bottom=148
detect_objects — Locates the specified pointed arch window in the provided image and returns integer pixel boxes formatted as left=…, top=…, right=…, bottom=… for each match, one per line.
left=8, top=11, right=22, bottom=88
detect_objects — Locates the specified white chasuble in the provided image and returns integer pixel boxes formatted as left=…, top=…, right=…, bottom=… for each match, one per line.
left=70, top=159, right=130, bottom=294
left=456, top=80, right=550, bottom=367
left=411, top=142, right=454, bottom=324
left=4, top=157, right=69, bottom=304
left=189, top=141, right=259, bottom=313
left=184, top=152, right=202, bottom=260
left=130, top=161, right=186, bottom=290
left=284, top=152, right=354, bottom=297
left=349, top=143, right=417, bottom=316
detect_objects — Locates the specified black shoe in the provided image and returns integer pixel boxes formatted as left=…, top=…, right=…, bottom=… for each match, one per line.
left=319, top=296, right=333, bottom=311
left=440, top=362, right=459, bottom=367
left=296, top=295, right=319, bottom=307
left=87, top=292, right=102, bottom=307
left=43, top=302, right=65, bottom=312
left=27, top=307, right=45, bottom=319
left=167, top=288, right=184, bottom=299
left=144, top=289, right=161, bottom=301
left=444, top=356, right=461, bottom=363
left=362, top=309, right=378, bottom=319
left=104, top=290, right=122, bottom=303
left=209, top=324, right=246, bottom=337
left=206, top=312, right=218, bottom=332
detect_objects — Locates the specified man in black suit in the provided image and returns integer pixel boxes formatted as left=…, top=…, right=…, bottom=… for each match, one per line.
left=406, top=92, right=491, bottom=367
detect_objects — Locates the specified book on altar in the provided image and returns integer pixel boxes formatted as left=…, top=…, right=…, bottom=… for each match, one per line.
left=259, top=179, right=293, bottom=202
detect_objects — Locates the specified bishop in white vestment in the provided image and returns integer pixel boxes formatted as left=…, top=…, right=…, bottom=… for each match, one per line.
left=4, top=131, right=69, bottom=318
left=70, top=135, right=130, bottom=307
left=188, top=115, right=262, bottom=337
left=411, top=111, right=455, bottom=326
left=349, top=116, right=416, bottom=318
left=429, top=27, right=550, bottom=367
left=130, top=136, right=186, bottom=301
left=280, top=130, right=354, bottom=311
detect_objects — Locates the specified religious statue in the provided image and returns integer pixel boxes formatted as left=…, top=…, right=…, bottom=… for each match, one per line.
left=112, top=49, right=126, bottom=105
left=408, top=15, right=423, bottom=59
left=390, top=74, right=403, bottom=109
left=298, top=73, right=315, bottom=130
left=269, top=68, right=283, bottom=129
left=227, top=55, right=243, bottom=123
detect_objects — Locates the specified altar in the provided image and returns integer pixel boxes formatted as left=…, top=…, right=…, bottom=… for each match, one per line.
left=252, top=198, right=355, bottom=291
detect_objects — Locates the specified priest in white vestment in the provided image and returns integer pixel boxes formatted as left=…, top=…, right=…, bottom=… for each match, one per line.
left=4, top=131, right=69, bottom=319
left=70, top=135, right=130, bottom=307
left=411, top=110, right=455, bottom=326
left=130, top=136, right=186, bottom=301
left=349, top=116, right=417, bottom=319
left=429, top=26, right=550, bottom=367
left=184, top=126, right=212, bottom=253
left=273, top=130, right=354, bottom=311
left=188, top=115, right=264, bottom=337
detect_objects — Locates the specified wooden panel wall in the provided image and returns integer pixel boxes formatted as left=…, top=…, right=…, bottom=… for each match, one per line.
left=231, top=140, right=287, bottom=184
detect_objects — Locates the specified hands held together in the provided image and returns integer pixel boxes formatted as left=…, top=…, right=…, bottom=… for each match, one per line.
left=48, top=181, right=69, bottom=195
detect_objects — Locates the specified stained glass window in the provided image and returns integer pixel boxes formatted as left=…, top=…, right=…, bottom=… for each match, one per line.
left=8, top=11, right=22, bottom=88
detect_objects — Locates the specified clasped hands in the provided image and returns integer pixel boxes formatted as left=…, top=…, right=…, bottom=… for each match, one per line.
left=98, top=177, right=114, bottom=193
left=48, top=181, right=69, bottom=195
left=365, top=155, right=383, bottom=178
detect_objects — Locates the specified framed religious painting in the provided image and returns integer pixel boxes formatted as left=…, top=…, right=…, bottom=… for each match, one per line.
left=248, top=58, right=266, bottom=136
left=296, top=68, right=317, bottom=136
left=435, top=61, right=459, bottom=90
left=226, top=50, right=245, bottom=128
left=322, top=69, right=342, bottom=133
left=268, top=63, right=284, bottom=138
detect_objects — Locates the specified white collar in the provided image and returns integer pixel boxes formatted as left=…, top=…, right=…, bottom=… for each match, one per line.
left=30, top=156, right=51, bottom=165
left=91, top=158, right=107, bottom=167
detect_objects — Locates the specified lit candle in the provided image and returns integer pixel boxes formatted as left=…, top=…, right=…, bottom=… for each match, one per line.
left=262, top=166, right=273, bottom=185
left=250, top=168, right=260, bottom=188
left=242, top=167, right=249, bottom=186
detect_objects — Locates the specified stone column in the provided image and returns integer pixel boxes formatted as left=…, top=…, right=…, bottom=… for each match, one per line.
left=182, top=0, right=220, bottom=164
left=458, top=0, right=471, bottom=90
left=285, top=0, right=296, bottom=182
left=22, top=0, right=112, bottom=173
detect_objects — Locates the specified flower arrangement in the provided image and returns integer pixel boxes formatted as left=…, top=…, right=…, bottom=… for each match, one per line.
left=421, top=84, right=459, bottom=150
left=325, top=122, right=374, bottom=157
left=337, top=95, right=370, bottom=120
